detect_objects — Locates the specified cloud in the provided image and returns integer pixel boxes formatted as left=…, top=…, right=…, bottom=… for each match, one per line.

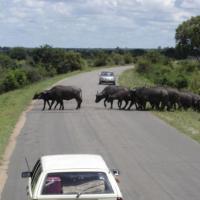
left=180, top=0, right=200, bottom=9
left=0, top=0, right=199, bottom=48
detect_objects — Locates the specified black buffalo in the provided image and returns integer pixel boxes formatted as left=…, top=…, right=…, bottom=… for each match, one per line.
left=33, top=85, right=82, bottom=110
left=33, top=90, right=61, bottom=110
left=188, top=92, right=200, bottom=111
left=178, top=91, right=193, bottom=110
left=132, top=86, right=170, bottom=110
left=107, top=90, right=132, bottom=110
left=178, top=91, right=200, bottom=111
left=164, top=87, right=180, bottom=110
left=95, top=85, right=128, bottom=109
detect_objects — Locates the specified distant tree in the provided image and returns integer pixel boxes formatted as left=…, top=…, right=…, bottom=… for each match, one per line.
left=175, top=16, right=200, bottom=61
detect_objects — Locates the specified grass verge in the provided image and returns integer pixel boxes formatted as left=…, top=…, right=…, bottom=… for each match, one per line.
left=119, top=68, right=200, bottom=143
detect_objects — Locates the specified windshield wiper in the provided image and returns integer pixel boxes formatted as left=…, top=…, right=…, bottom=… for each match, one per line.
left=76, top=182, right=104, bottom=198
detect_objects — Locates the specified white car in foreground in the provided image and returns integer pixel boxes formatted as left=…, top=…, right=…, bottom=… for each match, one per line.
left=22, top=154, right=123, bottom=200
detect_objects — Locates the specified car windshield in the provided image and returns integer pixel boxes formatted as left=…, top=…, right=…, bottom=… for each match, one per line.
left=41, top=172, right=114, bottom=195
left=101, top=72, right=114, bottom=76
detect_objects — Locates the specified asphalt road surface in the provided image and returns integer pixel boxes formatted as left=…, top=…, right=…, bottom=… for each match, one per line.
left=2, top=66, right=200, bottom=200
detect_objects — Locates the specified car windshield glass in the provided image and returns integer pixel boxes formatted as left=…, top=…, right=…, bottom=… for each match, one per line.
left=41, top=172, right=114, bottom=195
left=101, top=72, right=114, bottom=76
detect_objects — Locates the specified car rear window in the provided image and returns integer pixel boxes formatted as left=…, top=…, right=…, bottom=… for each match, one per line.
left=41, top=172, right=114, bottom=195
left=101, top=72, right=114, bottom=76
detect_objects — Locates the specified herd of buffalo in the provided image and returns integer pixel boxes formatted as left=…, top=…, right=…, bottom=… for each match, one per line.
left=33, top=84, right=200, bottom=112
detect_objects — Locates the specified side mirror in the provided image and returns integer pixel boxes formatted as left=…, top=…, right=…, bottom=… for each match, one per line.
left=21, top=171, right=32, bottom=178
left=112, top=169, right=120, bottom=176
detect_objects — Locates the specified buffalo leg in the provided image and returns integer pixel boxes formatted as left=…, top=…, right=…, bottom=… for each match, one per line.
left=76, top=98, right=82, bottom=109
left=110, top=100, right=113, bottom=109
left=127, top=100, right=135, bottom=110
left=60, top=100, right=64, bottom=110
left=122, top=100, right=128, bottom=110
left=54, top=101, right=59, bottom=110
left=104, top=99, right=107, bottom=108
left=42, top=100, right=47, bottom=110
left=49, top=100, right=55, bottom=110
left=118, top=100, right=122, bottom=109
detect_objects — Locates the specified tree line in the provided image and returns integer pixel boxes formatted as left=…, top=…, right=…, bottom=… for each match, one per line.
left=0, top=46, right=140, bottom=94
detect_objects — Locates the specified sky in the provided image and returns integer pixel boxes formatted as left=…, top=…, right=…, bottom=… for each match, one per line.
left=0, top=0, right=199, bottom=48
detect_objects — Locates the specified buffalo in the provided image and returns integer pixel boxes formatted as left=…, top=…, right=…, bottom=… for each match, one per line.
left=33, top=85, right=82, bottom=110
left=178, top=91, right=193, bottom=110
left=95, top=85, right=129, bottom=109
left=131, top=86, right=170, bottom=111
left=33, top=91, right=62, bottom=110
left=107, top=90, right=132, bottom=110
left=164, top=87, right=180, bottom=110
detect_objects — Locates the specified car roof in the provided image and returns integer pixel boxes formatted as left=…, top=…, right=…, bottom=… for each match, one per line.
left=41, top=154, right=109, bottom=172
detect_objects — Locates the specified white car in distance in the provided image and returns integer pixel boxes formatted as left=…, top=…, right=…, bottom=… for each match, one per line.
left=22, top=154, right=123, bottom=200
left=99, top=71, right=116, bottom=85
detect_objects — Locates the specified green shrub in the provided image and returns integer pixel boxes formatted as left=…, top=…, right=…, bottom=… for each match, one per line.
left=111, top=53, right=125, bottom=65
left=2, top=69, right=28, bottom=91
left=25, top=68, right=43, bottom=83
left=94, top=52, right=109, bottom=67
left=3, top=71, right=20, bottom=91
left=135, top=59, right=151, bottom=74
left=177, top=60, right=198, bottom=73
left=0, top=54, right=17, bottom=69
left=124, top=53, right=133, bottom=64
left=190, top=71, right=200, bottom=93
left=175, top=74, right=188, bottom=89
left=64, top=51, right=84, bottom=70
left=57, top=61, right=71, bottom=74
left=9, top=47, right=27, bottom=60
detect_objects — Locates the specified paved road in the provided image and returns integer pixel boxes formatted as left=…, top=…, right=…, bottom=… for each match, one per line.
left=2, top=66, right=200, bottom=200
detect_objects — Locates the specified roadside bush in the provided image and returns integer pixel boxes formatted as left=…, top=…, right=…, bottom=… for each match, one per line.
left=57, top=61, right=72, bottom=74
left=175, top=74, right=188, bottom=89
left=25, top=67, right=43, bottom=83
left=3, top=71, right=19, bottom=91
left=94, top=52, right=109, bottom=67
left=0, top=54, right=17, bottom=69
left=45, top=64, right=57, bottom=77
left=0, top=80, right=5, bottom=94
left=124, top=52, right=133, bottom=64
left=135, top=59, right=151, bottom=74
left=2, top=69, right=28, bottom=91
left=177, top=60, right=198, bottom=73
left=144, top=51, right=164, bottom=64
left=111, top=53, right=125, bottom=65
left=190, top=71, right=200, bottom=93
left=64, top=51, right=84, bottom=71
